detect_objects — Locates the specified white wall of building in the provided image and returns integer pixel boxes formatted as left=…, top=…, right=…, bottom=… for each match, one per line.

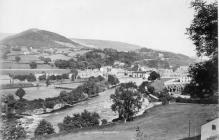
left=201, top=118, right=219, bottom=140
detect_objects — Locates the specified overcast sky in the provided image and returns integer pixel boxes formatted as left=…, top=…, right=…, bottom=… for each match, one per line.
left=0, top=0, right=197, bottom=56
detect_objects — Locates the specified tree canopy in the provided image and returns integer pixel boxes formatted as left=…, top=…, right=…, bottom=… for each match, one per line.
left=15, top=88, right=26, bottom=100
left=187, top=0, right=218, bottom=57
left=185, top=0, right=218, bottom=98
left=110, top=82, right=142, bottom=122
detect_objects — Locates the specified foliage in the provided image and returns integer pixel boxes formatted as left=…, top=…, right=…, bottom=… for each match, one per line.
left=34, top=119, right=55, bottom=137
left=40, top=57, right=52, bottom=64
left=158, top=88, right=172, bottom=105
left=15, top=56, right=21, bottom=63
left=110, top=82, right=142, bottom=122
left=184, top=57, right=218, bottom=98
left=185, top=0, right=218, bottom=98
left=101, top=119, right=108, bottom=125
left=1, top=94, right=16, bottom=115
left=138, top=81, right=155, bottom=96
left=29, top=61, right=37, bottom=69
left=15, top=88, right=26, bottom=100
left=186, top=0, right=218, bottom=57
left=13, top=73, right=36, bottom=82
left=54, top=59, right=69, bottom=69
left=108, top=74, right=119, bottom=85
left=58, top=110, right=100, bottom=132
left=1, top=121, right=26, bottom=140
left=39, top=74, right=46, bottom=81
left=148, top=71, right=160, bottom=81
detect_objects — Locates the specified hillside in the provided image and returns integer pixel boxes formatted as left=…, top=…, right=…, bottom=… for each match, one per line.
left=1, top=29, right=87, bottom=49
left=44, top=104, right=217, bottom=140
left=72, top=38, right=142, bottom=51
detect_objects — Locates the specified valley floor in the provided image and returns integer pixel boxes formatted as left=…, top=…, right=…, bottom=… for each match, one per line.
left=39, top=103, right=218, bottom=140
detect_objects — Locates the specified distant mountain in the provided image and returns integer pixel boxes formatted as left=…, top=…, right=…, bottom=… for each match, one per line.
left=72, top=38, right=141, bottom=51
left=1, top=29, right=88, bottom=49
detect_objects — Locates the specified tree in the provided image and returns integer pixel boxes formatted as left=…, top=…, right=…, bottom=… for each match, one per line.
left=34, top=119, right=55, bottom=137
left=108, top=74, right=119, bottom=85
left=15, top=56, right=21, bottom=63
left=1, top=122, right=26, bottom=140
left=184, top=57, right=218, bottom=98
left=185, top=0, right=218, bottom=98
left=186, top=0, right=218, bottom=57
left=138, top=81, right=155, bottom=96
left=101, top=119, right=108, bottom=125
left=43, top=58, right=51, bottom=64
left=148, top=71, right=160, bottom=81
left=110, top=82, right=142, bottom=122
left=1, top=94, right=16, bottom=116
left=29, top=62, right=37, bottom=69
left=15, top=88, right=26, bottom=100
left=58, top=110, right=100, bottom=132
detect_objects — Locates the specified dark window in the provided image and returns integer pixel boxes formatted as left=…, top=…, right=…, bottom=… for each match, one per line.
left=212, top=125, right=216, bottom=130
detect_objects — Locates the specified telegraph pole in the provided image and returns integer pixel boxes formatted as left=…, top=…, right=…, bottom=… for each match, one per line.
left=188, top=120, right=191, bottom=137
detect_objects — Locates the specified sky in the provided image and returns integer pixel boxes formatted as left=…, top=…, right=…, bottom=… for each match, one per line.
left=0, top=0, right=197, bottom=57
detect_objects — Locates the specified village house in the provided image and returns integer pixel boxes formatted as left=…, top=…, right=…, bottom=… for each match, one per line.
left=78, top=69, right=103, bottom=79
left=131, top=71, right=150, bottom=79
left=201, top=118, right=219, bottom=140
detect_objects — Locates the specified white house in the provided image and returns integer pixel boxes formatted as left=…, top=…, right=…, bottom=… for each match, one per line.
left=201, top=118, right=219, bottom=140
left=132, top=71, right=149, bottom=79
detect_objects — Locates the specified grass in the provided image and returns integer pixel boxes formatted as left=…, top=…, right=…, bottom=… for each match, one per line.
left=38, top=103, right=218, bottom=140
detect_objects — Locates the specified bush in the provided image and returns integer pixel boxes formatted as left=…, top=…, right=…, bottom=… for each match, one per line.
left=15, top=88, right=26, bottom=100
left=101, top=119, right=107, bottom=125
left=1, top=122, right=26, bottom=140
left=108, top=74, right=119, bottom=85
left=34, top=119, right=55, bottom=137
left=29, top=62, right=37, bottom=69
left=59, top=110, right=100, bottom=132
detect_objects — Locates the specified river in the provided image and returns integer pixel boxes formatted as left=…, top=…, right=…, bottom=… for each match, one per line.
left=40, top=88, right=117, bottom=132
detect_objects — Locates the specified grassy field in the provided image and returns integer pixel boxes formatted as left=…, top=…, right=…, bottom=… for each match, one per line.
left=1, top=62, right=54, bottom=69
left=0, top=86, right=66, bottom=100
left=42, top=104, right=218, bottom=140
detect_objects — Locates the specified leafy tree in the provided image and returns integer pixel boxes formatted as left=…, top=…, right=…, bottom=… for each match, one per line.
left=185, top=0, right=218, bottom=98
left=54, top=59, right=69, bottom=69
left=184, top=57, right=218, bottom=98
left=29, top=61, right=37, bottom=69
left=15, top=88, right=26, bottom=100
left=1, top=122, right=26, bottom=140
left=26, top=73, right=36, bottom=82
left=34, top=119, right=55, bottom=137
left=148, top=71, right=160, bottom=81
left=158, top=88, right=172, bottom=105
left=108, top=74, right=119, bottom=85
left=58, top=110, right=100, bottom=132
left=186, top=0, right=218, bottom=57
left=43, top=57, right=51, bottom=64
left=1, top=94, right=16, bottom=116
left=101, top=119, right=108, bottom=125
left=110, top=82, right=142, bottom=122
left=39, top=74, right=46, bottom=81
left=138, top=81, right=155, bottom=96
left=15, top=56, right=21, bottom=63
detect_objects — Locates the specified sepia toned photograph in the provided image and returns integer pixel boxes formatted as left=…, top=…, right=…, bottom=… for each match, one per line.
left=0, top=0, right=218, bottom=140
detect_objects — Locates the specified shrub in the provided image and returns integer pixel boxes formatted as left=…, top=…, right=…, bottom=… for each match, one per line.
left=59, top=110, right=100, bottom=132
left=15, top=88, right=26, bottom=100
left=1, top=122, right=26, bottom=140
left=34, top=119, right=55, bottom=137
left=101, top=119, right=107, bottom=125
left=29, top=62, right=37, bottom=69
left=108, top=74, right=119, bottom=85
